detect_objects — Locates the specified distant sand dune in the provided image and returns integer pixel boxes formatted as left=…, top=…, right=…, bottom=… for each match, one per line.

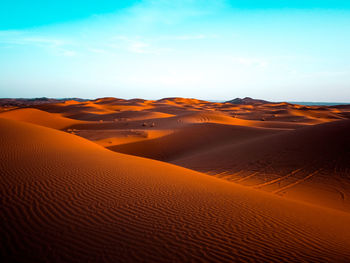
left=176, top=111, right=308, bottom=129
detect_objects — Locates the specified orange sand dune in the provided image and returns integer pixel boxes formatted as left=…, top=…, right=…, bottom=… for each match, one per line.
left=1, top=118, right=350, bottom=262
left=289, top=108, right=343, bottom=123
left=0, top=108, right=87, bottom=129
left=157, top=97, right=205, bottom=103
left=215, top=101, right=346, bottom=123
left=31, top=97, right=348, bottom=127
left=174, top=120, right=350, bottom=212
left=79, top=129, right=173, bottom=147
left=177, top=111, right=308, bottom=129
left=63, top=109, right=173, bottom=122
left=109, top=123, right=284, bottom=161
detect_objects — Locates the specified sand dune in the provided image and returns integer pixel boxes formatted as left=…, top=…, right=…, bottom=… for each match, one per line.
left=0, top=108, right=87, bottom=129
left=174, top=120, right=350, bottom=212
left=177, top=111, right=308, bottom=129
left=80, top=129, right=173, bottom=147
left=109, top=123, right=283, bottom=161
left=26, top=96, right=347, bottom=127
left=1, top=118, right=350, bottom=262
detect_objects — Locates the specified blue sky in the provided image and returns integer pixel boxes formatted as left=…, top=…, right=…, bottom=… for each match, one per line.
left=1, top=0, right=350, bottom=101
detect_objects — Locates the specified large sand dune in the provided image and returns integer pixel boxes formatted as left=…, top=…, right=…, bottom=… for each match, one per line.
left=1, top=97, right=350, bottom=262
left=108, top=123, right=283, bottom=161
left=174, top=120, right=350, bottom=212
left=1, top=118, right=350, bottom=262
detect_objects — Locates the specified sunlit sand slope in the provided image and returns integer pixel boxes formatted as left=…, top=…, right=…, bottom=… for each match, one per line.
left=1, top=118, right=350, bottom=262
left=0, top=108, right=87, bottom=129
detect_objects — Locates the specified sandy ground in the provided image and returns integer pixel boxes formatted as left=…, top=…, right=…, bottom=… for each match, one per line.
left=1, top=97, right=350, bottom=262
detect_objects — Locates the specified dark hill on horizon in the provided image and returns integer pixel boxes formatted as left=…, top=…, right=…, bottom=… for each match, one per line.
left=226, top=97, right=271, bottom=105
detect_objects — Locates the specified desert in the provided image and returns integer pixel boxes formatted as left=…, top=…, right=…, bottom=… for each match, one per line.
left=1, top=97, right=350, bottom=262
left=2, top=1, right=350, bottom=262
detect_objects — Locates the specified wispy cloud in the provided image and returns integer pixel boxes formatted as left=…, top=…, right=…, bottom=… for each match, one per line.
left=0, top=31, right=77, bottom=57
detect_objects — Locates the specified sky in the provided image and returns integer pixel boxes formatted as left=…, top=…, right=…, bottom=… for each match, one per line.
left=0, top=0, right=350, bottom=102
